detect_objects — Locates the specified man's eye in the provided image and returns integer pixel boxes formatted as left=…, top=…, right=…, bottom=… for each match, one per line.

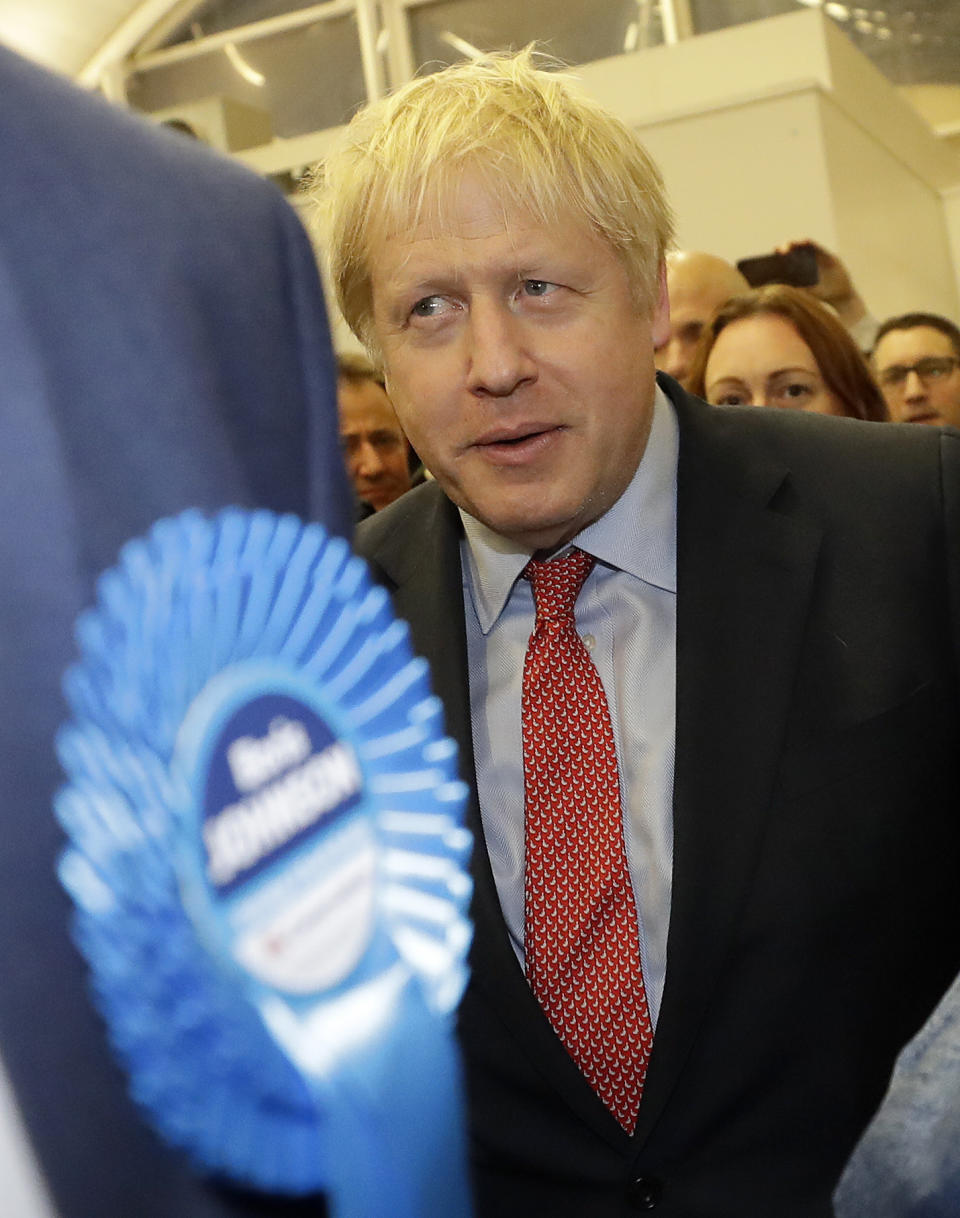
left=411, top=296, right=446, bottom=317
left=681, top=323, right=704, bottom=344
left=523, top=279, right=557, bottom=297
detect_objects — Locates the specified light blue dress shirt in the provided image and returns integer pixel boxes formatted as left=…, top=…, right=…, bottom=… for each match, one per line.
left=460, top=386, right=678, bottom=1025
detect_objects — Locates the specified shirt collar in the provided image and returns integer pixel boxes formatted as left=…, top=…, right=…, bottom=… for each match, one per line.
left=461, top=384, right=678, bottom=634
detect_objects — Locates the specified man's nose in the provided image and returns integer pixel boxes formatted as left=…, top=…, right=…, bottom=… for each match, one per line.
left=902, top=369, right=927, bottom=401
left=354, top=440, right=385, bottom=477
left=466, top=300, right=536, bottom=397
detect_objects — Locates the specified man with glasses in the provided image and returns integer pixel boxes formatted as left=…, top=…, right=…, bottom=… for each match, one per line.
left=872, top=312, right=960, bottom=427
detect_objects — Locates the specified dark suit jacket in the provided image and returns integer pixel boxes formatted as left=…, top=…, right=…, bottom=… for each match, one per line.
left=0, top=46, right=345, bottom=1218
left=356, top=375, right=960, bottom=1217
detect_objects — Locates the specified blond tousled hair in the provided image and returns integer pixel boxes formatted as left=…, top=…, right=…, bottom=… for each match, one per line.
left=316, top=48, right=675, bottom=357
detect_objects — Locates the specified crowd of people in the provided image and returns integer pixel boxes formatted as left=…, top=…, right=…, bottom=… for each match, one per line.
left=656, top=243, right=960, bottom=432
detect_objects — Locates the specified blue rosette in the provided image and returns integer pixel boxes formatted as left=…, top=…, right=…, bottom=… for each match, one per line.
left=54, top=508, right=474, bottom=1216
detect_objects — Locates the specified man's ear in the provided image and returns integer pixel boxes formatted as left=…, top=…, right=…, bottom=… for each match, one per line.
left=650, top=261, right=670, bottom=348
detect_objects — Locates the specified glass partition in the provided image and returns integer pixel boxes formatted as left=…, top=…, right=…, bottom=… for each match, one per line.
left=126, top=8, right=366, bottom=137
left=405, top=0, right=662, bottom=73
left=117, top=0, right=960, bottom=159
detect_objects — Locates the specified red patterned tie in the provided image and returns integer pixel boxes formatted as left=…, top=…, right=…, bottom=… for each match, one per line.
left=521, top=547, right=652, bottom=1132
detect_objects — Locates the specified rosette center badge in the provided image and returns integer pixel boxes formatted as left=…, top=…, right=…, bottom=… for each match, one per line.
left=184, top=678, right=374, bottom=997
left=55, top=509, right=474, bottom=1216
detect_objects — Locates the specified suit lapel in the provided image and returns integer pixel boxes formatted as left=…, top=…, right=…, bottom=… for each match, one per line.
left=634, top=386, right=823, bottom=1142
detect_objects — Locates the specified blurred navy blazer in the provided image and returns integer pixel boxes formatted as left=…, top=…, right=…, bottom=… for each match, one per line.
left=0, top=43, right=348, bottom=1218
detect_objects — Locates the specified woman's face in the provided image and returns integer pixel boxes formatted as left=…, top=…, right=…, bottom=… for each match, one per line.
left=703, top=313, right=845, bottom=416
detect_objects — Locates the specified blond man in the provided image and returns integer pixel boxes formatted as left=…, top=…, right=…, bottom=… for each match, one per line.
left=321, top=51, right=960, bottom=1218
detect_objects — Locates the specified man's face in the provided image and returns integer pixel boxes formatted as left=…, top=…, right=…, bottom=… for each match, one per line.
left=655, top=297, right=711, bottom=386
left=368, top=176, right=668, bottom=552
left=872, top=326, right=960, bottom=427
left=337, top=377, right=412, bottom=511
left=656, top=254, right=746, bottom=387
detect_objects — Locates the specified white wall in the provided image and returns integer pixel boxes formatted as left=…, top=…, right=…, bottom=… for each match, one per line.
left=821, top=95, right=959, bottom=320
left=270, top=9, right=960, bottom=340
left=575, top=9, right=960, bottom=325
left=638, top=90, right=836, bottom=265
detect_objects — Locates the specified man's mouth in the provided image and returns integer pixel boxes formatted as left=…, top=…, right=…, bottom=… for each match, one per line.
left=472, top=424, right=565, bottom=464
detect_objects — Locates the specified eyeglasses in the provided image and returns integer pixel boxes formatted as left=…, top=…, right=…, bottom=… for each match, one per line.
left=877, top=356, right=960, bottom=390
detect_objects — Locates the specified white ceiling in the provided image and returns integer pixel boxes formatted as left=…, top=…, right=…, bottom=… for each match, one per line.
left=0, top=0, right=145, bottom=79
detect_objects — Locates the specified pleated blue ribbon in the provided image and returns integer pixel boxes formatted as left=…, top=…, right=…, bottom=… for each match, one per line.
left=55, top=508, right=474, bottom=1216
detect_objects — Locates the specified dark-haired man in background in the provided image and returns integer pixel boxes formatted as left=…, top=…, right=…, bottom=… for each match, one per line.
left=872, top=311, right=960, bottom=428
left=336, top=353, right=414, bottom=517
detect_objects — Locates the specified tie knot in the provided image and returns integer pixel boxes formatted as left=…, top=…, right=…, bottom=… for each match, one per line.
left=523, top=547, right=595, bottom=622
